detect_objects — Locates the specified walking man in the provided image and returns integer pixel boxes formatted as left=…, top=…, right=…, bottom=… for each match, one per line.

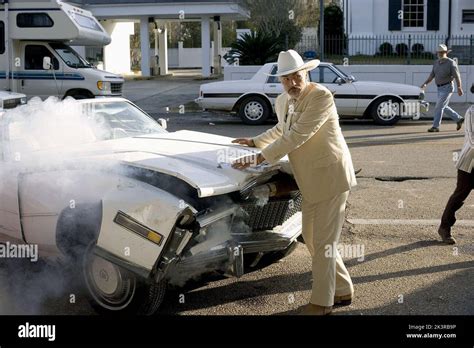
left=231, top=50, right=357, bottom=315
left=421, top=44, right=464, bottom=132
left=437, top=83, right=474, bottom=244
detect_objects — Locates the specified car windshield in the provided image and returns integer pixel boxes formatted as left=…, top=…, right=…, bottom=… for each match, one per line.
left=85, top=101, right=167, bottom=140
left=5, top=100, right=167, bottom=154
left=49, top=42, right=91, bottom=68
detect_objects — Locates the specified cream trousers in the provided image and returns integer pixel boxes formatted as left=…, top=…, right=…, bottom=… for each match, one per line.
left=301, top=190, right=354, bottom=306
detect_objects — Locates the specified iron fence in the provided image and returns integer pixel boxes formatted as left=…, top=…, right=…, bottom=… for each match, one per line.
left=295, top=34, right=474, bottom=65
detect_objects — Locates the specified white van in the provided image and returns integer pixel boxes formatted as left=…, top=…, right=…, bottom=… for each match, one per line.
left=1, top=0, right=124, bottom=99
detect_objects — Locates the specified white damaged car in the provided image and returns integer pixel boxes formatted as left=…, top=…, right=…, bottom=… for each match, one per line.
left=196, top=62, right=429, bottom=125
left=0, top=97, right=302, bottom=315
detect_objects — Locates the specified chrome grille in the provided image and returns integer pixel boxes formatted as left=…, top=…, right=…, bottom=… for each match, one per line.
left=111, top=83, right=123, bottom=94
left=3, top=98, right=23, bottom=109
left=241, top=193, right=302, bottom=231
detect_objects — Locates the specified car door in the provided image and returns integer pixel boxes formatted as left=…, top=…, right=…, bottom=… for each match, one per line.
left=0, top=113, right=23, bottom=242
left=263, top=64, right=284, bottom=109
left=309, top=66, right=358, bottom=115
left=20, top=42, right=62, bottom=99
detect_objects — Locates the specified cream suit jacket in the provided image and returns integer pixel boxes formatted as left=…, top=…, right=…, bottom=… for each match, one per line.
left=456, top=106, right=474, bottom=173
left=252, top=82, right=357, bottom=204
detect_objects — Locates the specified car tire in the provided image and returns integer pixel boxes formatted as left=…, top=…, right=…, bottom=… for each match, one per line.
left=238, top=96, right=271, bottom=125
left=265, top=240, right=299, bottom=263
left=244, top=241, right=299, bottom=271
left=70, top=94, right=91, bottom=100
left=370, top=97, right=401, bottom=126
left=82, top=247, right=166, bottom=315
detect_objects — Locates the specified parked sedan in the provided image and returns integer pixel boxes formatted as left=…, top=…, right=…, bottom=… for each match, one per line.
left=0, top=97, right=302, bottom=315
left=196, top=62, right=429, bottom=125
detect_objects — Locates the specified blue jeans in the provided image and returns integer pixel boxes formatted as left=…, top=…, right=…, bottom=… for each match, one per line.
left=432, top=83, right=462, bottom=128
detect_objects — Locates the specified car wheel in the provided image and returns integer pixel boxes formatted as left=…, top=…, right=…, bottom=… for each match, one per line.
left=370, top=97, right=401, bottom=126
left=83, top=249, right=166, bottom=315
left=238, top=96, right=271, bottom=125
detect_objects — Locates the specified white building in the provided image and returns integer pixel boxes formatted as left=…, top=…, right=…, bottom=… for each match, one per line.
left=342, top=0, right=474, bottom=60
left=71, top=0, right=249, bottom=77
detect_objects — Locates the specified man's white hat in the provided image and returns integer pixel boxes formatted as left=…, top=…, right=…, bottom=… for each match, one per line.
left=266, top=49, right=320, bottom=77
left=437, top=44, right=452, bottom=53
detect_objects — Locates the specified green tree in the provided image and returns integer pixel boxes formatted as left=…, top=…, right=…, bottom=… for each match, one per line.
left=239, top=0, right=303, bottom=49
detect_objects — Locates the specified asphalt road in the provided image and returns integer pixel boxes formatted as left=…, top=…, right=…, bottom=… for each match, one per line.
left=0, top=78, right=472, bottom=316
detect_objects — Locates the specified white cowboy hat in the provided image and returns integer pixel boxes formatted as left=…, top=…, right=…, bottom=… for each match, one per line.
left=266, top=49, right=320, bottom=77
left=437, top=44, right=452, bottom=53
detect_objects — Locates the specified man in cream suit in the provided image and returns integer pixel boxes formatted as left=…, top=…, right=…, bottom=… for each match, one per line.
left=232, top=50, right=357, bottom=315
left=437, top=83, right=474, bottom=244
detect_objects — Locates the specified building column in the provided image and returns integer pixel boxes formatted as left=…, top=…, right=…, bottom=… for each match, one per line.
left=140, top=17, right=150, bottom=77
left=201, top=16, right=211, bottom=77
left=157, top=21, right=169, bottom=75
left=213, top=16, right=222, bottom=75
left=101, top=20, right=134, bottom=75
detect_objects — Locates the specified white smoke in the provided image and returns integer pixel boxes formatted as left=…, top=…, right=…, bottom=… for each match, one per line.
left=0, top=97, right=255, bottom=314
left=4, top=97, right=106, bottom=159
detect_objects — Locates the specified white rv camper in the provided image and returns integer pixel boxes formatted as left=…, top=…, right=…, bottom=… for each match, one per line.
left=0, top=0, right=124, bottom=99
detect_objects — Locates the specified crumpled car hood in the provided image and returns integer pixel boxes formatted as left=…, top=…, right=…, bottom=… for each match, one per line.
left=31, top=130, right=288, bottom=198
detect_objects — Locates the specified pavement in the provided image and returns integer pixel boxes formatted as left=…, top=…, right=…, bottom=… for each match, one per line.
left=0, top=76, right=472, bottom=316
left=122, top=77, right=474, bottom=316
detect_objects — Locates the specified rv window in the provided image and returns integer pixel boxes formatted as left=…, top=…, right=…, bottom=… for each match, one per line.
left=73, top=13, right=102, bottom=32
left=25, top=45, right=59, bottom=70
left=17, top=13, right=54, bottom=28
left=0, top=22, right=4, bottom=54
left=50, top=43, right=90, bottom=69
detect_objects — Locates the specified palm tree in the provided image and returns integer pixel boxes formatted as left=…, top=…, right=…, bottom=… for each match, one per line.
left=226, top=31, right=283, bottom=65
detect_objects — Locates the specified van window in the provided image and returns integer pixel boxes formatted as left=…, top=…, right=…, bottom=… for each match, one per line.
left=25, top=45, right=59, bottom=70
left=0, top=21, right=4, bottom=54
left=0, top=116, right=4, bottom=161
left=17, top=13, right=54, bottom=28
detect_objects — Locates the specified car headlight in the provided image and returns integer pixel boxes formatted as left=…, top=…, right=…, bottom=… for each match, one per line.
left=419, top=91, right=425, bottom=100
left=97, top=81, right=111, bottom=92
left=114, top=211, right=164, bottom=246
left=20, top=97, right=27, bottom=104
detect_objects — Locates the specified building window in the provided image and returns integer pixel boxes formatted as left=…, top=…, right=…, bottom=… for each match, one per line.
left=402, top=0, right=425, bottom=29
left=17, top=13, right=54, bottom=28
left=462, top=10, right=474, bottom=23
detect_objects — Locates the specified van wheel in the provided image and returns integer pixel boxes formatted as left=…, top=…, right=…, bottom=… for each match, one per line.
left=238, top=96, right=271, bottom=125
left=83, top=247, right=166, bottom=315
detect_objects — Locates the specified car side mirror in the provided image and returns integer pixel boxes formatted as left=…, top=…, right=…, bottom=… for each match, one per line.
left=158, top=118, right=168, bottom=130
left=43, top=57, right=52, bottom=70
left=335, top=77, right=344, bottom=85
left=349, top=75, right=356, bottom=82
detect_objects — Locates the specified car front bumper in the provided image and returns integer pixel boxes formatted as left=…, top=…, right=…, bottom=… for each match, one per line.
left=170, top=211, right=302, bottom=278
